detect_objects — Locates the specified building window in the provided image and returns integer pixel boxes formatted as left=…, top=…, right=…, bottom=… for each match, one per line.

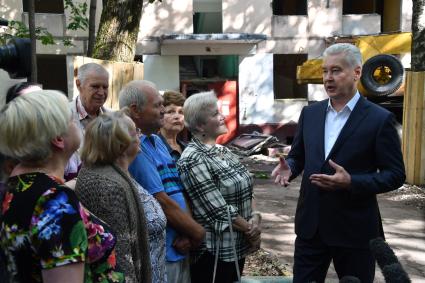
left=36, top=55, right=67, bottom=94
left=343, top=0, right=382, bottom=14
left=23, top=0, right=64, bottom=13
left=274, top=54, right=308, bottom=99
left=272, top=0, right=307, bottom=16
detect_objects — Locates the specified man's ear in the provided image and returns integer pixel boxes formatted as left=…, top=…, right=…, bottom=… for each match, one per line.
left=354, top=66, right=362, bottom=81
left=130, top=103, right=142, bottom=119
left=76, top=79, right=82, bottom=92
left=51, top=136, right=65, bottom=150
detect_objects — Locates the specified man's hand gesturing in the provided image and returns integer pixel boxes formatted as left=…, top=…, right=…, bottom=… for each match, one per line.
left=271, top=157, right=292, bottom=187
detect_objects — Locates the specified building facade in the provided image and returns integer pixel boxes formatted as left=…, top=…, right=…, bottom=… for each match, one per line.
left=0, top=0, right=413, bottom=143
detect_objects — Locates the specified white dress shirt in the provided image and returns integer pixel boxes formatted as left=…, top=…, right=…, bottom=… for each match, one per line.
left=324, top=92, right=361, bottom=159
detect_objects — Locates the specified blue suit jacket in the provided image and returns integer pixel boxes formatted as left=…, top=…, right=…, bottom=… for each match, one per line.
left=287, top=95, right=405, bottom=248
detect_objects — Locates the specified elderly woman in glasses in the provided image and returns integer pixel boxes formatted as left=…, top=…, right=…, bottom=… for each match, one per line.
left=177, top=91, right=261, bottom=283
left=0, top=90, right=123, bottom=283
left=158, top=91, right=186, bottom=162
left=75, top=110, right=167, bottom=283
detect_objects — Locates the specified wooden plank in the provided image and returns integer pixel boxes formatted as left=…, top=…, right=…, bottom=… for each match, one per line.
left=133, top=63, right=144, bottom=80
left=403, top=71, right=425, bottom=185
left=110, top=62, right=134, bottom=110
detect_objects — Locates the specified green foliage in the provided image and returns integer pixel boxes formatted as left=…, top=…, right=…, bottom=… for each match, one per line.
left=64, top=0, right=88, bottom=31
left=0, top=20, right=55, bottom=45
left=0, top=0, right=88, bottom=47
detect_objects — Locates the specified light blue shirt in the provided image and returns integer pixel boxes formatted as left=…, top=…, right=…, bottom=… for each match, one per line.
left=324, top=92, right=360, bottom=159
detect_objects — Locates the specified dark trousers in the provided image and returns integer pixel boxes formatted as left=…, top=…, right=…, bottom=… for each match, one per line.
left=293, top=234, right=375, bottom=283
left=190, top=252, right=245, bottom=283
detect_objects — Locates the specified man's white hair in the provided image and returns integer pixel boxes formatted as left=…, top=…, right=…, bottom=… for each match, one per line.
left=118, top=80, right=157, bottom=110
left=77, top=63, right=109, bottom=84
left=0, top=90, right=71, bottom=162
left=323, top=43, right=362, bottom=68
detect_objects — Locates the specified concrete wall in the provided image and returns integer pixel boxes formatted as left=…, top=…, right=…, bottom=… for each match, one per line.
left=139, top=0, right=193, bottom=38
left=223, top=0, right=272, bottom=36
left=142, top=55, right=179, bottom=92
left=239, top=54, right=306, bottom=126
left=342, top=14, right=381, bottom=35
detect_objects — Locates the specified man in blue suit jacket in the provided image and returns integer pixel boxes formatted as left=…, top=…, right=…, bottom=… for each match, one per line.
left=272, top=43, right=405, bottom=282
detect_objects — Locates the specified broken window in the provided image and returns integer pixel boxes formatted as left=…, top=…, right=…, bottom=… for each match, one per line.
left=273, top=54, right=308, bottom=99
left=272, top=0, right=307, bottom=16
left=23, top=0, right=64, bottom=13
left=343, top=0, right=382, bottom=14
left=36, top=55, right=67, bottom=94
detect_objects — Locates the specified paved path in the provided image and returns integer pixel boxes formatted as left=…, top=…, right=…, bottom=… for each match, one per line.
left=246, top=159, right=425, bottom=282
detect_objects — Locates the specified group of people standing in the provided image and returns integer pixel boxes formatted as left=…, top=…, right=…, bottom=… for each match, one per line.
left=0, top=60, right=260, bottom=282
left=0, top=42, right=405, bottom=283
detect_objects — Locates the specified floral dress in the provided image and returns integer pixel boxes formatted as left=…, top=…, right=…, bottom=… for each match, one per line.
left=0, top=172, right=124, bottom=283
left=134, top=181, right=167, bottom=283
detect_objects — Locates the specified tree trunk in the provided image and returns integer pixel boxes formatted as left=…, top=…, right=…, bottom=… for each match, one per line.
left=92, top=0, right=144, bottom=62
left=86, top=0, right=97, bottom=56
left=28, top=0, right=37, bottom=82
left=411, top=0, right=425, bottom=71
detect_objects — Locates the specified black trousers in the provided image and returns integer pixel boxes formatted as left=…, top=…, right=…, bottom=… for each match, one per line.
left=190, top=252, right=245, bottom=283
left=293, top=233, right=375, bottom=283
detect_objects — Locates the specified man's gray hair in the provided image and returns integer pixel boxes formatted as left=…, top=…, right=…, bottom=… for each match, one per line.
left=118, top=80, right=157, bottom=110
left=323, top=43, right=362, bottom=68
left=77, top=63, right=109, bottom=84
left=183, top=91, right=217, bottom=133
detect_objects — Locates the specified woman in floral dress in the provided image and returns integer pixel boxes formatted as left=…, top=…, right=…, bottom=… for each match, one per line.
left=0, top=90, right=123, bottom=283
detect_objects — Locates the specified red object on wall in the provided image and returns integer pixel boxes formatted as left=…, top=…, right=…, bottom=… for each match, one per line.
left=208, top=81, right=238, bottom=144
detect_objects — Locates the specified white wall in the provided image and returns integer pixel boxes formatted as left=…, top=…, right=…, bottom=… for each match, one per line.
left=239, top=54, right=306, bottom=125
left=139, top=0, right=193, bottom=38
left=223, top=0, right=272, bottom=36
left=342, top=14, right=381, bottom=35
left=142, top=55, right=179, bottom=92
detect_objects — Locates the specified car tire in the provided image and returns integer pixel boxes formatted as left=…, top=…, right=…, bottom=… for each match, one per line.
left=360, top=54, right=404, bottom=96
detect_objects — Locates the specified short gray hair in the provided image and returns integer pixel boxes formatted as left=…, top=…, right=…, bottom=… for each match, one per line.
left=183, top=91, right=217, bottom=133
left=118, top=80, right=157, bottom=110
left=0, top=90, right=71, bottom=162
left=323, top=43, right=362, bottom=68
left=77, top=63, right=109, bottom=84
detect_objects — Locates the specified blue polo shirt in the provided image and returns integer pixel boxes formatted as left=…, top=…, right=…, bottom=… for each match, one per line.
left=129, top=134, right=187, bottom=262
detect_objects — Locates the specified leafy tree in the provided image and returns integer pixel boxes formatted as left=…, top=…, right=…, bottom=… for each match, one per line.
left=92, top=0, right=161, bottom=62
left=412, top=0, right=425, bottom=71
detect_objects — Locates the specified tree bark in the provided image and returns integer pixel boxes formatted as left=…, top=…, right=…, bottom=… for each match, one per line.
left=28, top=0, right=37, bottom=82
left=92, top=0, right=144, bottom=62
left=86, top=0, right=97, bottom=56
left=412, top=0, right=425, bottom=71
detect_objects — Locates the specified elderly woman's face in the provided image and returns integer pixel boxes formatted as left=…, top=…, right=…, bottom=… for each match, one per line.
left=200, top=104, right=228, bottom=138
left=162, top=104, right=184, bottom=134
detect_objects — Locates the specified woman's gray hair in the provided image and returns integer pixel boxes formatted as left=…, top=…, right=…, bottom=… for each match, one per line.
left=323, top=43, right=362, bottom=68
left=0, top=90, right=71, bottom=162
left=119, top=80, right=157, bottom=110
left=183, top=91, right=217, bottom=133
left=77, top=63, right=109, bottom=84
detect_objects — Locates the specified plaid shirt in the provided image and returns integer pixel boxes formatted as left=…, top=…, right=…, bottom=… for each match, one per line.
left=177, top=138, right=253, bottom=262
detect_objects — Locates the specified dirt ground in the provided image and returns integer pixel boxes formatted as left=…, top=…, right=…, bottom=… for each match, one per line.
left=242, top=155, right=425, bottom=282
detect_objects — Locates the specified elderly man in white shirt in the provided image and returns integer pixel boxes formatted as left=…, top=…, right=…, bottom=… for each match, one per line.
left=65, top=63, right=109, bottom=183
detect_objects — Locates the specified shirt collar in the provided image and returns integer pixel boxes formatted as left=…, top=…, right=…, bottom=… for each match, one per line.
left=327, top=91, right=361, bottom=112
left=76, top=96, right=104, bottom=120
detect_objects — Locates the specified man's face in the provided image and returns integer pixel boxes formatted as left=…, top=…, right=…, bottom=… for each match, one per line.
left=138, top=88, right=165, bottom=133
left=322, top=53, right=361, bottom=101
left=77, top=71, right=109, bottom=114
